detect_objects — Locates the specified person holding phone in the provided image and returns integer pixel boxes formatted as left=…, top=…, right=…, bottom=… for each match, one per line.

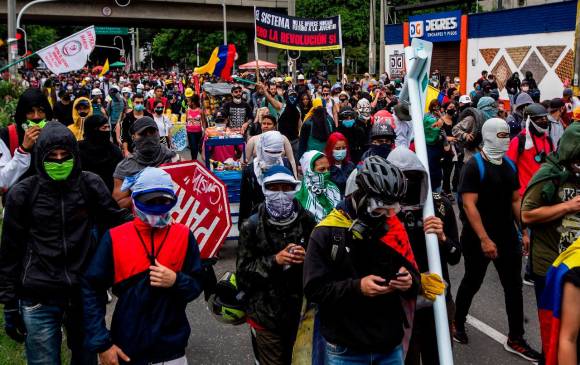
left=304, top=156, right=420, bottom=365
left=237, top=166, right=316, bottom=365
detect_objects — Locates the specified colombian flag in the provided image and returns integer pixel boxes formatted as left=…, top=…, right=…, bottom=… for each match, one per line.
left=538, top=238, right=580, bottom=365
left=194, top=44, right=237, bottom=81
left=424, top=85, right=448, bottom=113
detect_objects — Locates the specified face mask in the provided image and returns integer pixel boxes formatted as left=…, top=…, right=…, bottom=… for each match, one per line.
left=264, top=189, right=296, bottom=220
left=531, top=119, right=548, bottom=134
left=481, top=119, right=510, bottom=165
left=446, top=109, right=456, bottom=117
left=333, top=149, right=347, bottom=161
left=134, top=104, right=145, bottom=112
left=288, top=96, right=297, bottom=104
left=155, top=107, right=164, bottom=115
left=91, top=130, right=111, bottom=143
left=342, top=119, right=355, bottom=128
left=370, top=143, right=392, bottom=158
left=135, top=207, right=172, bottom=228
left=78, top=111, right=89, bottom=118
left=26, top=119, right=46, bottom=129
left=134, top=134, right=161, bottom=158
left=44, top=158, right=74, bottom=181
left=308, top=171, right=330, bottom=194
left=258, top=150, right=282, bottom=171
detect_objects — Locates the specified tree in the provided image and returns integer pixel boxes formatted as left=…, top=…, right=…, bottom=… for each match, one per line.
left=25, top=25, right=57, bottom=52
left=151, top=29, right=248, bottom=69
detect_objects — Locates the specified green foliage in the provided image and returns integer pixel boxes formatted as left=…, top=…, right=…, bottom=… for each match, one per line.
left=152, top=30, right=248, bottom=68
left=0, top=80, right=25, bottom=128
left=26, top=26, right=58, bottom=52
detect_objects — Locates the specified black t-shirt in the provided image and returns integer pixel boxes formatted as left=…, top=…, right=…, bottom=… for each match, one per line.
left=121, top=111, right=152, bottom=152
left=222, top=101, right=253, bottom=129
left=458, top=156, right=520, bottom=251
left=54, top=101, right=74, bottom=126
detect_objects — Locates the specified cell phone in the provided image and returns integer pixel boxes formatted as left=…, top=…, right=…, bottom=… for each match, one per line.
left=381, top=272, right=409, bottom=285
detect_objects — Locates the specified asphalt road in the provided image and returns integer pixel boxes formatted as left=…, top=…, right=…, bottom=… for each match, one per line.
left=176, top=150, right=542, bottom=364
left=179, top=239, right=541, bottom=365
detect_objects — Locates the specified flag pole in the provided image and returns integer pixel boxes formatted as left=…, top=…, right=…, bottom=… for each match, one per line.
left=0, top=51, right=37, bottom=73
left=254, top=6, right=260, bottom=83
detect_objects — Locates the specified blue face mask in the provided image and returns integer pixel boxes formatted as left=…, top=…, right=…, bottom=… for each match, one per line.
left=333, top=149, right=347, bottom=161
left=342, top=119, right=355, bottom=128
left=134, top=104, right=145, bottom=112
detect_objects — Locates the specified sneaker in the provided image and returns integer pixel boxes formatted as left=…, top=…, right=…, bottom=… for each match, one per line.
left=504, top=338, right=542, bottom=362
left=523, top=274, right=535, bottom=287
left=452, top=322, right=468, bottom=344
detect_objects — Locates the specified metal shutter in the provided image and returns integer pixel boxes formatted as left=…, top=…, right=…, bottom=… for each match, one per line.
left=431, top=42, right=460, bottom=83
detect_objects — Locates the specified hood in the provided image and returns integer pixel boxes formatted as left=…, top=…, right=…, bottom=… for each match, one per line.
left=555, top=122, right=580, bottom=164
left=300, top=150, right=323, bottom=176
left=514, top=92, right=533, bottom=110
left=34, top=121, right=81, bottom=182
left=72, top=97, right=93, bottom=124
left=387, top=146, right=428, bottom=210
left=14, top=88, right=54, bottom=139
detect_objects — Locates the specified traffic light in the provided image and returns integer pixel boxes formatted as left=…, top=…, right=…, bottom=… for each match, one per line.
left=16, top=29, right=26, bottom=57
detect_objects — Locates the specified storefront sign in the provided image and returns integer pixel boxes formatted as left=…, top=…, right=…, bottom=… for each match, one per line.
left=409, top=10, right=461, bottom=42
left=389, top=53, right=405, bottom=78
left=255, top=7, right=342, bottom=51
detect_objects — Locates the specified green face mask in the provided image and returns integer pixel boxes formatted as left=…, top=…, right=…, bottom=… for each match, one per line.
left=26, top=119, right=47, bottom=129
left=44, top=159, right=74, bottom=181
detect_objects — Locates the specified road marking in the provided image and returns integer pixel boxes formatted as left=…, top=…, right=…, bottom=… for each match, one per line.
left=466, top=314, right=507, bottom=344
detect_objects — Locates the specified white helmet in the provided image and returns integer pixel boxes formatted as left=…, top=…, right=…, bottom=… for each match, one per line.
left=121, top=86, right=131, bottom=94
left=91, top=88, right=102, bottom=97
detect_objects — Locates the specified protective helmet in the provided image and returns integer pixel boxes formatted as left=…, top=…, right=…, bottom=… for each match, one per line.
left=121, top=87, right=131, bottom=94
left=355, top=156, right=407, bottom=205
left=185, top=88, right=194, bottom=98
left=524, top=103, right=548, bottom=120
left=369, top=120, right=396, bottom=140
left=91, top=88, right=102, bottom=97
left=207, top=272, right=246, bottom=326
left=339, top=105, right=356, bottom=120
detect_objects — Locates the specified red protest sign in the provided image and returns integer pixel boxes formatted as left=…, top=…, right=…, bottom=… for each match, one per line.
left=161, top=161, right=232, bottom=259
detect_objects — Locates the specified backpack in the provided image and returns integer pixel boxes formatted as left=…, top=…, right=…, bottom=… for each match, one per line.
left=457, top=152, right=517, bottom=217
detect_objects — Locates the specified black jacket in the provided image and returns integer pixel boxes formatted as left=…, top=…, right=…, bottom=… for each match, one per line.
left=303, top=204, right=420, bottom=353
left=399, top=193, right=461, bottom=286
left=237, top=204, right=316, bottom=330
left=337, top=121, right=369, bottom=165
left=0, top=122, right=131, bottom=305
left=79, top=139, right=123, bottom=192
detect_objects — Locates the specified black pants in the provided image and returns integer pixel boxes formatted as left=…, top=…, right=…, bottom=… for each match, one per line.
left=441, top=155, right=455, bottom=195
left=454, top=245, right=525, bottom=339
left=187, top=131, right=202, bottom=160
left=251, top=325, right=298, bottom=365
left=405, top=297, right=455, bottom=365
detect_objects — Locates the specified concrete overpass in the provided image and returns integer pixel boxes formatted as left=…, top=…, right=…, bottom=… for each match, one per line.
left=0, top=0, right=288, bottom=28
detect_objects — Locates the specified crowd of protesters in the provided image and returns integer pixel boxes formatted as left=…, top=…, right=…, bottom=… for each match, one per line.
left=0, top=63, right=579, bottom=365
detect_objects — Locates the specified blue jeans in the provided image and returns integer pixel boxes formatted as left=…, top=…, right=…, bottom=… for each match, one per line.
left=325, top=341, right=403, bottom=365
left=21, top=300, right=97, bottom=365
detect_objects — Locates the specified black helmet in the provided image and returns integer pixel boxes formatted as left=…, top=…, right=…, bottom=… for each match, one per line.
left=339, top=105, right=356, bottom=120
left=356, top=156, right=407, bottom=205
left=369, top=120, right=396, bottom=140
left=524, top=103, right=548, bottom=120
left=207, top=272, right=246, bottom=325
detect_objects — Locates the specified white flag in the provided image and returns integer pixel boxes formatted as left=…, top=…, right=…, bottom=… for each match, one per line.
left=37, top=26, right=96, bottom=75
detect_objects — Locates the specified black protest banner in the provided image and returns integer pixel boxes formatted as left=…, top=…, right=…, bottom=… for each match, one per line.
left=255, top=7, right=342, bottom=51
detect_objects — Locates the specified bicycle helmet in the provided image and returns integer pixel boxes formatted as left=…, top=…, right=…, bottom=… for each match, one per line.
left=356, top=156, right=407, bottom=206
left=207, top=272, right=246, bottom=326
left=339, top=105, right=356, bottom=120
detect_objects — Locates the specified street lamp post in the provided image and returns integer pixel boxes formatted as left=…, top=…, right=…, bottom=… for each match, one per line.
left=222, top=0, right=227, bottom=45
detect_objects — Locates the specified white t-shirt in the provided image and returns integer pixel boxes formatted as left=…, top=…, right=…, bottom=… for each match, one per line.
left=153, top=114, right=172, bottom=137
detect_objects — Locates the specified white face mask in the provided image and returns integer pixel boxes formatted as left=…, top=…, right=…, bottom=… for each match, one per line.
left=481, top=118, right=510, bottom=165
left=263, top=189, right=297, bottom=220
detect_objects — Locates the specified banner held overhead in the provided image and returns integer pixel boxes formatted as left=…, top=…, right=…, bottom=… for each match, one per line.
left=36, top=26, right=96, bottom=75
left=255, top=7, right=342, bottom=51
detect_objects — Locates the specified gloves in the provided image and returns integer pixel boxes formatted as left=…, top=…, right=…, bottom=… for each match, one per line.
left=4, top=303, right=26, bottom=343
left=420, top=273, right=446, bottom=301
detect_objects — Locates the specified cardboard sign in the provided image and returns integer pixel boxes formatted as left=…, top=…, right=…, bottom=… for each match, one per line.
left=161, top=161, right=232, bottom=259
left=255, top=7, right=342, bottom=51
